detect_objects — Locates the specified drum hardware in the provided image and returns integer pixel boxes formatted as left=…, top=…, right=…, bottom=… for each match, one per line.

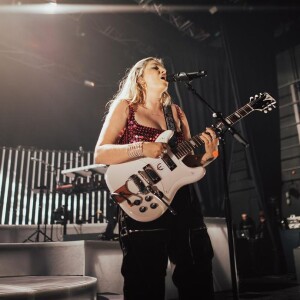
left=52, top=205, right=72, bottom=225
left=286, top=214, right=300, bottom=229
left=55, top=179, right=106, bottom=195
left=58, top=163, right=108, bottom=235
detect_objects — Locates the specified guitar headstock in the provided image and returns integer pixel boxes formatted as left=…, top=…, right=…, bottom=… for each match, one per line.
left=249, top=92, right=276, bottom=113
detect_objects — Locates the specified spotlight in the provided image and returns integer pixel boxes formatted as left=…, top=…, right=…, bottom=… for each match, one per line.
left=84, top=80, right=95, bottom=88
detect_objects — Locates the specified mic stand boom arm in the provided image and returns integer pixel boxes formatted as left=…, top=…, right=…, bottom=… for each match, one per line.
left=184, top=81, right=246, bottom=300
left=185, top=82, right=248, bottom=147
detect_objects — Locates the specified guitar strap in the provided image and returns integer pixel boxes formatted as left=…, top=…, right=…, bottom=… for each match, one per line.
left=163, top=104, right=177, bottom=148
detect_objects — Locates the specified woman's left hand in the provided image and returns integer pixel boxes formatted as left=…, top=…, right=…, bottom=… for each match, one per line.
left=200, top=127, right=219, bottom=162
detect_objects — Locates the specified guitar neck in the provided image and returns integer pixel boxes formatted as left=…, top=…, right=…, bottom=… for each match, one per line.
left=174, top=103, right=254, bottom=159
left=217, top=103, right=253, bottom=129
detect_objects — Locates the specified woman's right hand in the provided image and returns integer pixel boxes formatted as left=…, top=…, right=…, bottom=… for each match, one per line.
left=143, top=142, right=168, bottom=159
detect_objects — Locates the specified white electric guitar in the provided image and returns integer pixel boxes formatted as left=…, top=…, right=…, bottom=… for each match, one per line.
left=105, top=92, right=276, bottom=222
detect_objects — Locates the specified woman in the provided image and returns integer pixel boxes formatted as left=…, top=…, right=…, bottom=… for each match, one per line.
left=94, top=57, right=218, bottom=300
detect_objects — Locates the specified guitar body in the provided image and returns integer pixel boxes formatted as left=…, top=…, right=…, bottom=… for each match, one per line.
left=105, top=131, right=206, bottom=222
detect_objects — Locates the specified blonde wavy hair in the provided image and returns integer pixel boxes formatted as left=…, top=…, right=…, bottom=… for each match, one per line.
left=107, top=57, right=171, bottom=112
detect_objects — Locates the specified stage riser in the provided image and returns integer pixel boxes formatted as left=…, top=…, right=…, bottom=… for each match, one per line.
left=0, top=241, right=85, bottom=277
left=0, top=218, right=232, bottom=297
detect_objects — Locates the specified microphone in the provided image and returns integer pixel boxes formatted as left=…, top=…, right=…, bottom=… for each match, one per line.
left=166, top=70, right=207, bottom=82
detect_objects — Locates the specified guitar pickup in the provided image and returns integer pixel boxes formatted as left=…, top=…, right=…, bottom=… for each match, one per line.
left=143, top=164, right=161, bottom=184
left=162, top=154, right=177, bottom=171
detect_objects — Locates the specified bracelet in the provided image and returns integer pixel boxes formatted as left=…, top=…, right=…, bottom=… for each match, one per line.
left=127, top=142, right=144, bottom=158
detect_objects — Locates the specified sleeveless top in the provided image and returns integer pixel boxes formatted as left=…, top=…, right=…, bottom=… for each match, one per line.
left=117, top=104, right=185, bottom=145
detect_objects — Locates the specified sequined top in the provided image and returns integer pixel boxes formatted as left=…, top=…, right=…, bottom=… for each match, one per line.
left=117, top=104, right=185, bottom=145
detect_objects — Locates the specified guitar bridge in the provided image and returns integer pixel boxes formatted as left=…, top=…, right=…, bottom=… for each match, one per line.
left=129, top=174, right=148, bottom=194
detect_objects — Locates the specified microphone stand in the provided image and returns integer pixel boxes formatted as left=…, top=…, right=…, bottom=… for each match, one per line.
left=184, top=81, right=249, bottom=300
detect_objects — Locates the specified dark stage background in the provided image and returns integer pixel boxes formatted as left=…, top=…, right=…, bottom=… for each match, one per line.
left=0, top=0, right=300, bottom=275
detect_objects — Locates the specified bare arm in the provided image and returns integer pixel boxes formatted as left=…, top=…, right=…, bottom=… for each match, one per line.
left=94, top=100, right=131, bottom=165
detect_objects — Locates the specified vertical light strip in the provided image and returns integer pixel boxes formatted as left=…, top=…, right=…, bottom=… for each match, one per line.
left=81, top=152, right=86, bottom=222
left=63, top=151, right=68, bottom=223
left=42, top=151, right=49, bottom=225
left=103, top=176, right=107, bottom=223
left=0, top=148, right=5, bottom=194
left=34, top=151, right=42, bottom=224
left=48, top=151, right=56, bottom=224
left=16, top=148, right=25, bottom=225
left=9, top=149, right=19, bottom=224
left=69, top=151, right=77, bottom=223
left=86, top=152, right=91, bottom=223
left=74, top=152, right=80, bottom=223
left=8, top=149, right=18, bottom=225
left=97, top=183, right=101, bottom=224
left=2, top=148, right=12, bottom=224
left=87, top=152, right=97, bottom=223
left=29, top=150, right=37, bottom=225
left=290, top=83, right=300, bottom=144
left=23, top=150, right=31, bottom=224
left=0, top=148, right=7, bottom=224
left=83, top=153, right=92, bottom=224
left=56, top=151, right=62, bottom=214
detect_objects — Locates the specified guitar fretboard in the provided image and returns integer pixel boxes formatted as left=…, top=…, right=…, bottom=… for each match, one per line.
left=174, top=103, right=254, bottom=159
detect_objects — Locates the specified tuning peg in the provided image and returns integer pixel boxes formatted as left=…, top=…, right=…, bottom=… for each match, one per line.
left=264, top=110, right=268, bottom=113
left=250, top=96, right=254, bottom=101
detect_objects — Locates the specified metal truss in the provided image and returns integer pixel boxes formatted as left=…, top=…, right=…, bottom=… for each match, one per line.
left=88, top=16, right=155, bottom=56
left=0, top=40, right=110, bottom=88
left=133, top=0, right=211, bottom=42
left=0, top=7, right=155, bottom=86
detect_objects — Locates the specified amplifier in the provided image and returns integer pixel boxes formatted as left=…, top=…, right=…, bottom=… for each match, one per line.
left=287, top=215, right=300, bottom=229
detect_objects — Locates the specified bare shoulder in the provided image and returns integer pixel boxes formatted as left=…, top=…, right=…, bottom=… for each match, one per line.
left=109, top=99, right=130, bottom=117
left=97, top=99, right=130, bottom=145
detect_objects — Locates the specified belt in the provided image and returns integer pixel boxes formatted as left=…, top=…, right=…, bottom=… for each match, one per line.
left=191, top=225, right=207, bottom=231
left=120, top=227, right=168, bottom=237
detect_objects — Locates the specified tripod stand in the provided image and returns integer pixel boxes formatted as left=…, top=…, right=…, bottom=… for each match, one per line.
left=23, top=186, right=53, bottom=243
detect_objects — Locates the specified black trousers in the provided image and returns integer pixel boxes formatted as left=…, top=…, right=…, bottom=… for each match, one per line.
left=119, top=186, right=215, bottom=300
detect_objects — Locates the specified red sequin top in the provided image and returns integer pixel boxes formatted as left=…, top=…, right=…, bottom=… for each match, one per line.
left=117, top=104, right=185, bottom=145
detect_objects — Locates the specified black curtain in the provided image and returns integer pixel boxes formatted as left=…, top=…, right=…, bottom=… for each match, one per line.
left=219, top=11, right=284, bottom=273
left=161, top=10, right=284, bottom=274
left=164, top=41, right=236, bottom=217
left=220, top=12, right=282, bottom=207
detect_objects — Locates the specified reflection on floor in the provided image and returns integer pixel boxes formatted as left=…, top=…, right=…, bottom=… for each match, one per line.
left=97, top=274, right=300, bottom=300
left=215, top=274, right=300, bottom=300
